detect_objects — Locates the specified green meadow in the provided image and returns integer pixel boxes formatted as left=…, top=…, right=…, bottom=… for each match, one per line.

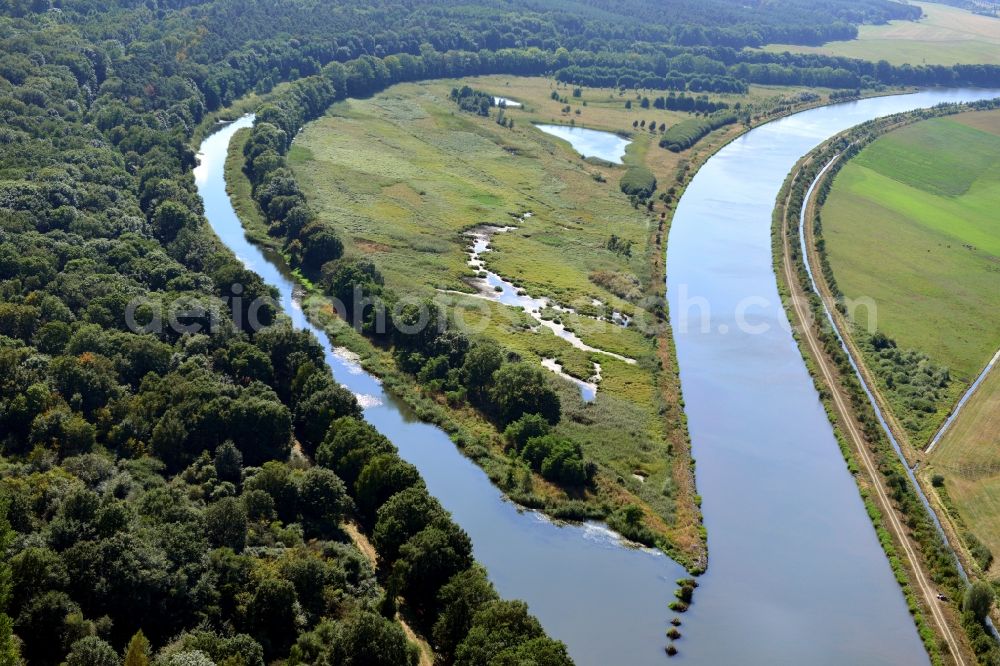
left=276, top=75, right=843, bottom=562
left=823, top=113, right=1000, bottom=446
left=289, top=83, right=653, bottom=310
left=289, top=79, right=681, bottom=534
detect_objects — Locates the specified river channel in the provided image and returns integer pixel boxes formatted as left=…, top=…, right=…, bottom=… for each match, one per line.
left=195, top=117, right=686, bottom=666
left=666, top=88, right=1000, bottom=664
left=198, top=88, right=1000, bottom=665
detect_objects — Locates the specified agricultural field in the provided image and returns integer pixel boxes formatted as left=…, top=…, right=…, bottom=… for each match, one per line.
left=820, top=109, right=1000, bottom=579
left=764, top=1, right=1000, bottom=65
left=821, top=112, right=1000, bottom=443
left=927, top=367, right=1000, bottom=574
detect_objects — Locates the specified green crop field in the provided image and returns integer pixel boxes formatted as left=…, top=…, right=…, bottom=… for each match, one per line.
left=927, top=367, right=1000, bottom=573
left=822, top=112, right=1000, bottom=445
left=920, top=115, right=1000, bottom=576
left=764, top=1, right=1000, bottom=65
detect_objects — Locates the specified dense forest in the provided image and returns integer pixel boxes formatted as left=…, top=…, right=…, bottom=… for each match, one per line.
left=3, top=0, right=1000, bottom=661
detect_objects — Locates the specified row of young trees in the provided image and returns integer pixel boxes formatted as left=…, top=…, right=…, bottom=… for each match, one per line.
left=651, top=93, right=730, bottom=113
left=556, top=65, right=748, bottom=94
left=659, top=111, right=740, bottom=152
left=554, top=47, right=1000, bottom=94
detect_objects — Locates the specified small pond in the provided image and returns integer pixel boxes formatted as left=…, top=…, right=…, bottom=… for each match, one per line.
left=535, top=123, right=631, bottom=164
left=493, top=96, right=522, bottom=108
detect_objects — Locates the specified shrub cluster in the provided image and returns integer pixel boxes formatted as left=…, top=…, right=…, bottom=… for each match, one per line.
left=449, top=85, right=496, bottom=116
left=504, top=415, right=595, bottom=486
left=619, top=166, right=658, bottom=200
left=659, top=110, right=739, bottom=152
left=651, top=92, right=729, bottom=113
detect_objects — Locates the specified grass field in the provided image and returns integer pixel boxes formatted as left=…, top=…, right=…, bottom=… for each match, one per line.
left=278, top=75, right=848, bottom=563
left=820, top=109, right=1000, bottom=576
left=290, top=79, right=664, bottom=367
left=822, top=112, right=1000, bottom=444
left=290, top=77, right=691, bottom=538
left=290, top=79, right=664, bottom=312
left=764, top=1, right=1000, bottom=65
left=927, top=367, right=1000, bottom=573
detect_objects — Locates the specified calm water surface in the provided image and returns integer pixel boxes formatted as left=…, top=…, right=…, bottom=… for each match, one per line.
left=195, top=117, right=687, bottom=666
left=494, top=96, right=522, bottom=108
left=197, top=88, right=999, bottom=666
left=667, top=88, right=1000, bottom=664
left=535, top=123, right=631, bottom=163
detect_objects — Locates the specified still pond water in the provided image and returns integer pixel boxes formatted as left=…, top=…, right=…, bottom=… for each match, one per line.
left=535, top=123, right=632, bottom=164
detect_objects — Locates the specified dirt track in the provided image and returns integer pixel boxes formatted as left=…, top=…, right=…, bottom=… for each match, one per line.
left=343, top=522, right=435, bottom=666
left=779, top=164, right=969, bottom=666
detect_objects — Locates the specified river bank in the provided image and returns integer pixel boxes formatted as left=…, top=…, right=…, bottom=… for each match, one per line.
left=203, top=116, right=695, bottom=666
left=778, top=103, right=1000, bottom=663
left=663, top=90, right=1000, bottom=665
left=223, top=121, right=695, bottom=557
left=773, top=98, right=1000, bottom=665
left=210, top=76, right=917, bottom=580
left=246, top=80, right=705, bottom=568
left=211, top=79, right=1000, bottom=664
left=775, top=143, right=956, bottom=665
